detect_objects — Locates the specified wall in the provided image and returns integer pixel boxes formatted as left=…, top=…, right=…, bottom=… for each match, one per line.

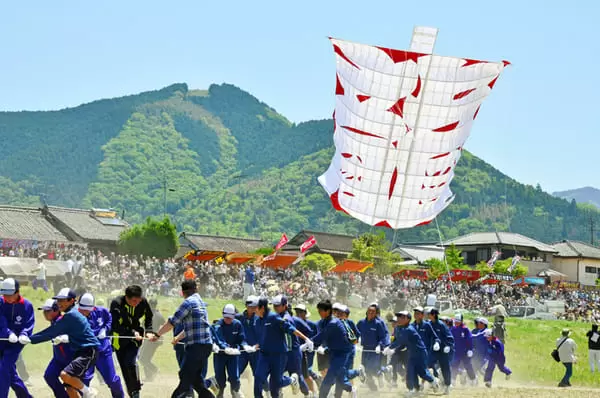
left=552, top=257, right=600, bottom=286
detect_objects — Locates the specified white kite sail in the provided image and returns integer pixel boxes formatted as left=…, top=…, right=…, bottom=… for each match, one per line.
left=318, top=26, right=510, bottom=229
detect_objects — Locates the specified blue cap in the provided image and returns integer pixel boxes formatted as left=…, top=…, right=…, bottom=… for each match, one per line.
left=271, top=295, right=287, bottom=306
left=52, top=288, right=76, bottom=300
left=0, top=278, right=19, bottom=295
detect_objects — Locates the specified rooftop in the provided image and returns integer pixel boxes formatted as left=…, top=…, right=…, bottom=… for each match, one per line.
left=284, top=230, right=357, bottom=255
left=45, top=206, right=128, bottom=242
left=552, top=240, right=600, bottom=260
left=180, top=232, right=265, bottom=253
left=0, top=205, right=70, bottom=242
left=393, top=244, right=445, bottom=263
left=443, top=232, right=558, bottom=253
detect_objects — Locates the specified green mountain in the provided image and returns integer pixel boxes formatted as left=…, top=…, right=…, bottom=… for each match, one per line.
left=0, top=83, right=598, bottom=244
left=553, top=187, right=600, bottom=210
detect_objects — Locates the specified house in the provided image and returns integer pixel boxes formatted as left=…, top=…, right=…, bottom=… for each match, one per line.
left=43, top=206, right=128, bottom=251
left=0, top=205, right=70, bottom=247
left=282, top=230, right=357, bottom=261
left=551, top=240, right=600, bottom=286
left=179, top=232, right=265, bottom=254
left=392, top=244, right=445, bottom=266
left=442, top=232, right=557, bottom=273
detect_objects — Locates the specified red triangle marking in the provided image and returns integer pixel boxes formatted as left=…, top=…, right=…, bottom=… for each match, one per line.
left=341, top=125, right=385, bottom=139
left=375, top=47, right=428, bottom=64
left=333, top=44, right=360, bottom=69
left=392, top=141, right=398, bottom=148
left=462, top=59, right=487, bottom=67
left=341, top=153, right=352, bottom=158
left=388, top=167, right=398, bottom=200
left=415, top=220, right=433, bottom=227
left=488, top=75, right=499, bottom=89
left=453, top=88, right=476, bottom=100
left=356, top=95, right=371, bottom=103
left=412, top=75, right=422, bottom=97
left=473, top=105, right=481, bottom=120
left=430, top=152, right=450, bottom=160
left=375, top=220, right=392, bottom=228
left=357, top=176, right=362, bottom=181
left=502, top=60, right=511, bottom=67
left=335, top=74, right=345, bottom=96
left=433, top=121, right=459, bottom=132
left=387, top=97, right=406, bottom=118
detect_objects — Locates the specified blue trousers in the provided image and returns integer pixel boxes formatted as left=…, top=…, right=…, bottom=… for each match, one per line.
left=430, top=351, right=452, bottom=386
left=85, top=348, right=125, bottom=397
left=174, top=346, right=194, bottom=396
left=254, top=351, right=291, bottom=398
left=286, top=348, right=309, bottom=395
left=214, top=354, right=240, bottom=392
left=319, top=350, right=352, bottom=398
left=484, top=358, right=511, bottom=383
left=346, top=348, right=359, bottom=380
left=45, top=358, right=70, bottom=398
left=406, top=355, right=434, bottom=391
left=171, top=344, right=213, bottom=398
left=561, top=362, right=573, bottom=385
left=452, top=354, right=475, bottom=380
left=239, top=352, right=258, bottom=375
left=0, top=346, right=32, bottom=398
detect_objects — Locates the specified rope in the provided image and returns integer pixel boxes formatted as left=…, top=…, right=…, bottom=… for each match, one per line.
left=435, top=216, right=457, bottom=305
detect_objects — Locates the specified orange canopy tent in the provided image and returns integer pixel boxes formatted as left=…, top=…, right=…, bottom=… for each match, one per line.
left=184, top=250, right=227, bottom=262
left=225, top=252, right=262, bottom=264
left=330, top=259, right=373, bottom=273
left=261, top=254, right=298, bottom=269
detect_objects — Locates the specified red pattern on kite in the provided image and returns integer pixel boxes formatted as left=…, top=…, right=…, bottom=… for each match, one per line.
left=329, top=190, right=349, bottom=214
left=415, top=220, right=433, bottom=227
left=335, top=74, right=345, bottom=95
left=333, top=44, right=360, bottom=69
left=341, top=153, right=353, bottom=158
left=502, top=60, right=511, bottom=66
left=356, top=155, right=363, bottom=163
left=389, top=167, right=398, bottom=200
left=430, top=152, right=450, bottom=160
left=341, top=125, right=385, bottom=139
left=392, top=141, right=398, bottom=148
left=488, top=75, right=499, bottom=89
left=343, top=191, right=355, bottom=197
left=376, top=46, right=428, bottom=64
left=453, top=88, right=476, bottom=100
left=433, top=121, right=459, bottom=132
left=412, top=75, right=422, bottom=97
left=375, top=220, right=392, bottom=228
left=387, top=97, right=406, bottom=117
left=419, top=200, right=423, bottom=205
left=357, top=176, right=362, bottom=181
left=462, top=59, right=487, bottom=67
left=443, top=166, right=452, bottom=175
left=438, top=182, right=446, bottom=187
left=356, top=95, right=371, bottom=102
left=473, top=105, right=481, bottom=120
left=346, top=176, right=354, bottom=180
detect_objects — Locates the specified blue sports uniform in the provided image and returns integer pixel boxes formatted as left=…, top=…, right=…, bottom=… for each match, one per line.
left=389, top=324, right=435, bottom=392
left=236, top=310, right=261, bottom=376
left=451, top=323, right=476, bottom=382
left=483, top=337, right=511, bottom=384
left=356, top=316, right=389, bottom=387
left=212, top=318, right=247, bottom=393
left=428, top=319, right=454, bottom=386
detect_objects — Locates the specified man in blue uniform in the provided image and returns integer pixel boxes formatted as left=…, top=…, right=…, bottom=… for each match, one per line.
left=28, top=288, right=100, bottom=398
left=236, top=296, right=260, bottom=379
left=471, top=317, right=489, bottom=373
left=78, top=293, right=125, bottom=397
left=451, top=314, right=476, bottom=386
left=243, top=266, right=256, bottom=301
left=311, top=300, right=356, bottom=398
left=428, top=308, right=454, bottom=395
left=254, top=297, right=313, bottom=398
left=337, top=305, right=364, bottom=384
left=383, top=311, right=438, bottom=396
left=483, top=329, right=512, bottom=388
left=0, top=278, right=34, bottom=398
left=294, top=303, right=321, bottom=392
left=356, top=303, right=389, bottom=391
left=211, top=304, right=248, bottom=398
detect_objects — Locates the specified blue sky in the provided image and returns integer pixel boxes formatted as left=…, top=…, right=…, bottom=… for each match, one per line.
left=0, top=1, right=596, bottom=194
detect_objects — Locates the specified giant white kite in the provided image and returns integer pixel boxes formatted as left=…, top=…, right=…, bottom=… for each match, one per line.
left=318, top=26, right=510, bottom=229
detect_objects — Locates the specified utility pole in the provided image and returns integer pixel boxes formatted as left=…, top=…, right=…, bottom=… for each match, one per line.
left=162, top=172, right=176, bottom=218
left=592, top=217, right=595, bottom=246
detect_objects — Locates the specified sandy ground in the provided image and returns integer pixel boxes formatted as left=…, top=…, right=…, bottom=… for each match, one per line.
left=19, top=375, right=600, bottom=398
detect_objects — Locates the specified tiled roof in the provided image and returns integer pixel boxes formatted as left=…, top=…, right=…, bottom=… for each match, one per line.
left=46, top=206, right=127, bottom=242
left=0, top=206, right=69, bottom=242
left=284, top=230, right=357, bottom=254
left=181, top=233, right=264, bottom=253
left=552, top=240, right=600, bottom=260
left=393, top=244, right=445, bottom=263
left=443, top=232, right=557, bottom=253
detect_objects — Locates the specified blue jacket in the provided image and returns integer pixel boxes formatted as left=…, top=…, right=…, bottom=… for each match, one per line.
left=305, top=319, right=319, bottom=339
left=412, top=320, right=440, bottom=352
left=281, top=311, right=298, bottom=351
left=244, top=268, right=255, bottom=284
left=451, top=324, right=473, bottom=355
left=471, top=328, right=488, bottom=357
left=87, top=306, right=112, bottom=352
left=257, top=311, right=296, bottom=353
left=51, top=315, right=73, bottom=364
left=429, top=319, right=454, bottom=351
left=357, top=317, right=389, bottom=349
left=31, top=306, right=100, bottom=351
left=313, top=316, right=352, bottom=353
left=485, top=338, right=506, bottom=362
left=236, top=311, right=260, bottom=346
left=293, top=316, right=314, bottom=339
left=212, top=318, right=246, bottom=352
left=0, top=296, right=35, bottom=346
left=390, top=324, right=428, bottom=359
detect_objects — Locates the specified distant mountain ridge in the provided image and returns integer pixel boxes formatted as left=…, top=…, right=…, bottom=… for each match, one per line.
left=0, top=83, right=598, bottom=244
left=553, top=187, right=600, bottom=209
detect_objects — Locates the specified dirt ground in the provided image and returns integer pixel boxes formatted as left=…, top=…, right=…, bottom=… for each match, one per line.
left=20, top=375, right=600, bottom=398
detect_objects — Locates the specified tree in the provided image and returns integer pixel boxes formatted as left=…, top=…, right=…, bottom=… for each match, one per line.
left=299, top=253, right=336, bottom=272
left=118, top=216, right=179, bottom=258
left=423, top=245, right=469, bottom=279
left=349, top=232, right=403, bottom=275
left=475, top=258, right=527, bottom=278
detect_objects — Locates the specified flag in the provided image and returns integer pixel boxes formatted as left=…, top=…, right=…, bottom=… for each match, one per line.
left=507, top=255, right=521, bottom=272
left=300, top=235, right=317, bottom=253
left=487, top=251, right=500, bottom=268
left=263, top=252, right=277, bottom=262
left=275, top=233, right=289, bottom=251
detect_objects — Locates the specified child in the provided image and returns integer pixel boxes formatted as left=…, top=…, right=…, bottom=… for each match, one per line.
left=483, top=329, right=512, bottom=388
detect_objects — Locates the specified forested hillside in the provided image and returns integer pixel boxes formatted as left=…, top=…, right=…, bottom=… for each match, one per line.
left=0, top=83, right=598, bottom=244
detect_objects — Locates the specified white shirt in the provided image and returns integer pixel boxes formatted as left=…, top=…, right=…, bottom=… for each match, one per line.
left=36, top=262, right=47, bottom=280
left=556, top=337, right=577, bottom=363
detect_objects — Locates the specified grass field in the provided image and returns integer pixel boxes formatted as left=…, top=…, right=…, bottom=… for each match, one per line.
left=11, top=287, right=600, bottom=397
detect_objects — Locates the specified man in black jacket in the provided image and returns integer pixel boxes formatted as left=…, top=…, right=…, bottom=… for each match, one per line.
left=586, top=322, right=600, bottom=372
left=110, top=285, right=156, bottom=398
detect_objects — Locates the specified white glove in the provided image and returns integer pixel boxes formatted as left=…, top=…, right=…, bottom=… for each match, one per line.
left=98, top=328, right=107, bottom=339
left=443, top=346, right=451, bottom=354
left=8, top=333, right=18, bottom=343
left=299, top=343, right=310, bottom=352
left=432, top=342, right=440, bottom=351
left=243, top=345, right=256, bottom=353
left=212, top=344, right=220, bottom=353
left=304, top=339, right=314, bottom=352
left=467, top=350, right=473, bottom=358
left=355, top=345, right=363, bottom=352
left=18, top=335, right=30, bottom=345
left=383, top=347, right=395, bottom=357
left=316, top=346, right=327, bottom=355
left=400, top=347, right=407, bottom=352
left=53, top=335, right=69, bottom=344
left=375, top=345, right=381, bottom=355
left=224, top=347, right=236, bottom=355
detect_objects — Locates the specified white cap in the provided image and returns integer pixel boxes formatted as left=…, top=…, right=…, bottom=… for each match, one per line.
left=38, top=299, right=58, bottom=311
left=294, top=303, right=311, bottom=318
left=483, top=328, right=493, bottom=337
left=0, top=278, right=17, bottom=295
left=223, top=304, right=236, bottom=319
left=454, top=313, right=463, bottom=322
left=340, top=305, right=349, bottom=314
left=79, top=293, right=95, bottom=310
left=332, top=302, right=344, bottom=311
left=245, top=295, right=259, bottom=307
left=479, top=317, right=489, bottom=326
left=271, top=295, right=287, bottom=306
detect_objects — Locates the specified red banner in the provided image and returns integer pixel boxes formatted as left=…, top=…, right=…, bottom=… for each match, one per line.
left=393, top=269, right=428, bottom=280
left=275, top=233, right=289, bottom=251
left=439, top=269, right=481, bottom=282
left=300, top=235, right=317, bottom=253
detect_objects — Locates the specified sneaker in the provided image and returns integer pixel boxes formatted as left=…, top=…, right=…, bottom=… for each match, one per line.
left=485, top=382, right=492, bottom=388
left=350, top=386, right=358, bottom=398
left=82, top=388, right=98, bottom=398
left=206, top=377, right=220, bottom=395
left=429, top=378, right=439, bottom=393
left=290, top=374, right=299, bottom=395
left=358, top=365, right=366, bottom=384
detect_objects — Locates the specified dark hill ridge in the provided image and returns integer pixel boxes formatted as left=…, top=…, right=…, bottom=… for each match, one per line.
left=553, top=187, right=600, bottom=210
left=0, top=83, right=598, bottom=244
